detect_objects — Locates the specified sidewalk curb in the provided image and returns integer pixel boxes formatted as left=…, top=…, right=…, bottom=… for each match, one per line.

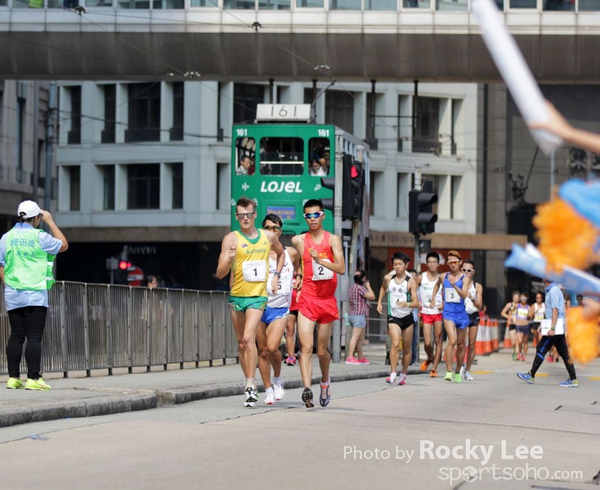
left=0, top=366, right=422, bottom=428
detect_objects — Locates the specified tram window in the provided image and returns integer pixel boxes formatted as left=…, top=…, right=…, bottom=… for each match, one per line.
left=259, top=137, right=304, bottom=175
left=308, top=137, right=330, bottom=176
left=235, top=137, right=256, bottom=176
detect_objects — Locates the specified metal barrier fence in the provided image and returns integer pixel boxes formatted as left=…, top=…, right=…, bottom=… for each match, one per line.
left=0, top=282, right=238, bottom=376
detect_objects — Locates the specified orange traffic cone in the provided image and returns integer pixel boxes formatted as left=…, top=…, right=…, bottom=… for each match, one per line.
left=475, top=320, right=485, bottom=356
left=503, top=321, right=513, bottom=349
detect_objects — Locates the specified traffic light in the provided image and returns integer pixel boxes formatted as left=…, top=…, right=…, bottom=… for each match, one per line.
left=115, top=246, right=131, bottom=284
left=408, top=180, right=438, bottom=236
left=342, top=154, right=365, bottom=221
left=320, top=177, right=335, bottom=212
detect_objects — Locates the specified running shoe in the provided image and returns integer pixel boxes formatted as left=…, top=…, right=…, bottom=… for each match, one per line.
left=464, top=371, right=474, bottom=381
left=319, top=382, right=331, bottom=407
left=459, top=365, right=466, bottom=380
left=521, top=356, right=526, bottom=362
left=517, top=372, right=534, bottom=384
left=512, top=353, right=518, bottom=361
left=273, top=381, right=285, bottom=400
left=444, top=372, right=452, bottom=382
left=302, top=387, right=314, bottom=408
left=25, top=378, right=51, bottom=391
left=453, top=373, right=462, bottom=384
left=264, top=388, right=275, bottom=405
left=358, top=357, right=371, bottom=365
left=6, top=378, right=24, bottom=390
left=558, top=379, right=579, bottom=388
left=420, top=359, right=432, bottom=372
left=547, top=356, right=554, bottom=363
left=285, top=356, right=297, bottom=366
left=386, top=373, right=397, bottom=384
left=429, top=369, right=438, bottom=378
left=243, top=387, right=258, bottom=407
left=398, top=374, right=406, bottom=386
left=516, top=353, right=522, bottom=361
left=345, top=357, right=361, bottom=365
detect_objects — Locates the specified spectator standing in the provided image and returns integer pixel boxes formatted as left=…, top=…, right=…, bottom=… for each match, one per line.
left=345, top=270, right=375, bottom=365
left=0, top=201, right=68, bottom=391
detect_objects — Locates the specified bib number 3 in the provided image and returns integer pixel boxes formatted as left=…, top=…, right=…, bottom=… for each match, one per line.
left=312, top=259, right=334, bottom=281
left=242, top=260, right=267, bottom=283
left=445, top=288, right=460, bottom=304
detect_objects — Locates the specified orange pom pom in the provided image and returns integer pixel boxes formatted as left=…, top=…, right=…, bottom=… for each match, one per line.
left=533, top=198, right=599, bottom=272
left=566, top=306, right=600, bottom=364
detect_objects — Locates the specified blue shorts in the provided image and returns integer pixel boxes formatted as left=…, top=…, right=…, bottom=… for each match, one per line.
left=443, top=309, right=470, bottom=330
left=348, top=314, right=367, bottom=328
left=261, top=307, right=289, bottom=325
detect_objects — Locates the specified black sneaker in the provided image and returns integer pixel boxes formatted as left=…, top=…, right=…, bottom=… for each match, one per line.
left=302, top=387, right=314, bottom=408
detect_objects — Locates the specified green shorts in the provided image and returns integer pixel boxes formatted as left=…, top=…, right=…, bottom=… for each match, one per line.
left=228, top=295, right=268, bottom=312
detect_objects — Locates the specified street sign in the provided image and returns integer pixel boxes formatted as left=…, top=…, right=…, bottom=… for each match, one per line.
left=106, top=257, right=119, bottom=271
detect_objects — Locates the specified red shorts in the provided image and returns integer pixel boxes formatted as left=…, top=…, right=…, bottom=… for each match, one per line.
left=422, top=313, right=443, bottom=325
left=298, top=295, right=339, bottom=325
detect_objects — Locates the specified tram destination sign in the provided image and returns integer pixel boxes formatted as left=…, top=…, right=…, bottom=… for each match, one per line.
left=256, top=104, right=311, bottom=122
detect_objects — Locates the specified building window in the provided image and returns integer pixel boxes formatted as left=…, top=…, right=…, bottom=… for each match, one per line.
left=190, top=0, right=210, bottom=5
left=216, top=163, right=229, bottom=211
left=365, top=0, right=396, bottom=8
left=451, top=175, right=463, bottom=220
left=171, top=82, right=184, bottom=141
left=102, top=84, right=116, bottom=144
left=224, top=0, right=256, bottom=8
left=330, top=0, right=361, bottom=8
left=68, top=86, right=82, bottom=145
left=396, top=173, right=411, bottom=218
left=369, top=171, right=384, bottom=217
left=233, top=84, right=264, bottom=124
left=127, top=164, right=160, bottom=209
left=153, top=0, right=185, bottom=8
left=101, top=165, right=115, bottom=210
left=126, top=83, right=161, bottom=142
left=413, top=97, right=440, bottom=154
left=258, top=0, right=290, bottom=8
left=69, top=166, right=81, bottom=211
left=325, top=91, right=354, bottom=134
left=297, top=0, right=323, bottom=6
left=422, top=174, right=440, bottom=216
left=171, top=162, right=183, bottom=209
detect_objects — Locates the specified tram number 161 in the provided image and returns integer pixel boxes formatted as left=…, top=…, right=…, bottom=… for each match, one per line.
left=317, top=129, right=330, bottom=137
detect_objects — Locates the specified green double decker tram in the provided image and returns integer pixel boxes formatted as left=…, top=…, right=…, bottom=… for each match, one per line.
left=230, top=104, right=368, bottom=238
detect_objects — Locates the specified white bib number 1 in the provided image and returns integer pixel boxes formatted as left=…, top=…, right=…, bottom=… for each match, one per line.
left=312, top=259, right=334, bottom=281
left=242, top=260, right=267, bottom=283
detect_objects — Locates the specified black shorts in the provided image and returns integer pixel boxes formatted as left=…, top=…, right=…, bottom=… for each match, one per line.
left=388, top=315, right=415, bottom=331
left=468, top=312, right=480, bottom=327
left=509, top=325, right=516, bottom=331
left=531, top=322, right=540, bottom=334
left=516, top=325, right=530, bottom=335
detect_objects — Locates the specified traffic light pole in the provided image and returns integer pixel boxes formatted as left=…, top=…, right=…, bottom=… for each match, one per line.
left=412, top=166, right=423, bottom=364
left=332, top=130, right=345, bottom=364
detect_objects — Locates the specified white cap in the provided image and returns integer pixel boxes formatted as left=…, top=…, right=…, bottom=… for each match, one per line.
left=17, top=200, right=41, bottom=219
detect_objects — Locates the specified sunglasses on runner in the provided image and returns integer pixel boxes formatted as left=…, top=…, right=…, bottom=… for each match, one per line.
left=447, top=260, right=460, bottom=265
left=236, top=212, right=255, bottom=219
left=263, top=225, right=282, bottom=231
left=304, top=211, right=324, bottom=220
left=461, top=268, right=474, bottom=273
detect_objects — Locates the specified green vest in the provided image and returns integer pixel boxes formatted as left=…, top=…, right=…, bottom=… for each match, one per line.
left=4, top=228, right=56, bottom=291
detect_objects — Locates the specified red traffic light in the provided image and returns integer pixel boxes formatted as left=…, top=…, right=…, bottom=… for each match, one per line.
left=119, top=260, right=131, bottom=270
left=350, top=165, right=359, bottom=179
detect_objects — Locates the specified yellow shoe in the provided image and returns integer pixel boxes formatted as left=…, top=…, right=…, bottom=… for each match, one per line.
left=25, top=378, right=51, bottom=391
left=6, top=378, right=24, bottom=389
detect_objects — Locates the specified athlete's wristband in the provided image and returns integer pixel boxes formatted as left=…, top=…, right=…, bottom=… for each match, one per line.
left=274, top=272, right=281, bottom=278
